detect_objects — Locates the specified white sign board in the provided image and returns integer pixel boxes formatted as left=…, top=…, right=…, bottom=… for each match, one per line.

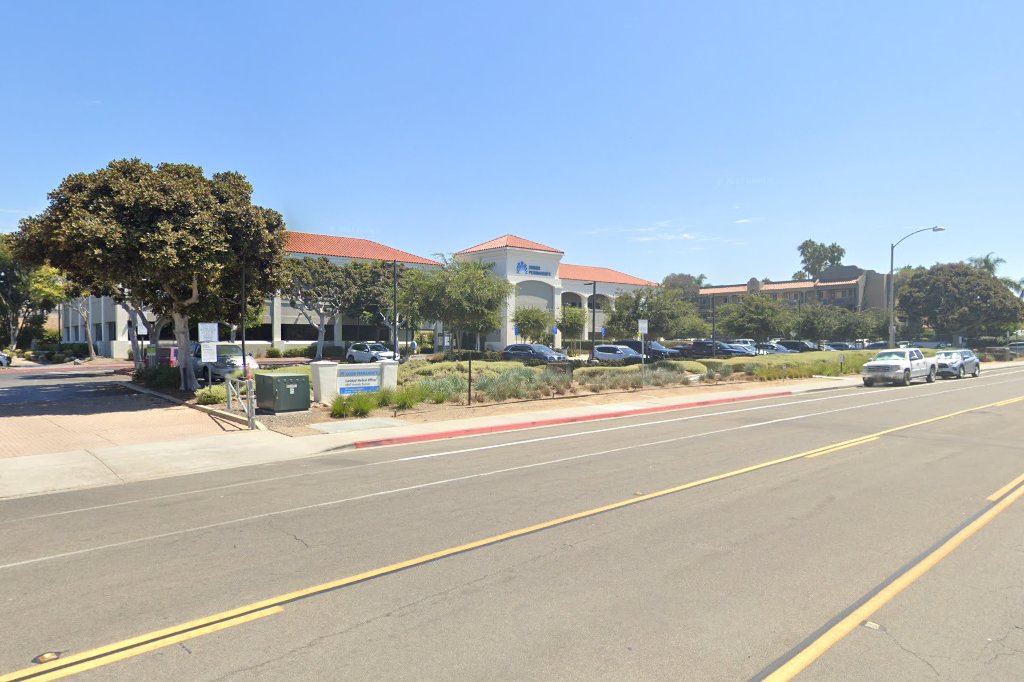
left=638, top=319, right=649, bottom=334
left=198, top=322, right=218, bottom=344
left=200, top=342, right=218, bottom=363
left=338, top=367, right=382, bottom=395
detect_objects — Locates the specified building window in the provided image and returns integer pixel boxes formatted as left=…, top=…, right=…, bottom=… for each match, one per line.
left=107, top=321, right=116, bottom=341
left=94, top=323, right=103, bottom=341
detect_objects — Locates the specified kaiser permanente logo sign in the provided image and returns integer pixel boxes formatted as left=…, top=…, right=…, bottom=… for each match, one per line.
left=516, top=261, right=552, bottom=277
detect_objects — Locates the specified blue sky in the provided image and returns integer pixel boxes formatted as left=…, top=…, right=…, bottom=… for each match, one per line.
left=1, top=1, right=1021, bottom=286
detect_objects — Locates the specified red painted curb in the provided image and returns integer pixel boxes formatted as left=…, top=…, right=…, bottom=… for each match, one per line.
left=354, top=391, right=795, bottom=449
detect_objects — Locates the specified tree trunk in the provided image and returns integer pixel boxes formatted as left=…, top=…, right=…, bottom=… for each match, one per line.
left=119, top=303, right=144, bottom=372
left=315, top=323, right=327, bottom=360
left=8, top=313, right=18, bottom=350
left=75, top=298, right=98, bottom=360
left=229, top=324, right=238, bottom=342
left=149, top=316, right=167, bottom=368
left=172, top=311, right=200, bottom=391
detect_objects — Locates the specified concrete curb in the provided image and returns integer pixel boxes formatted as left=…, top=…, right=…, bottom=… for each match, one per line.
left=121, top=381, right=267, bottom=431
left=1, top=362, right=134, bottom=373
left=353, top=391, right=795, bottom=448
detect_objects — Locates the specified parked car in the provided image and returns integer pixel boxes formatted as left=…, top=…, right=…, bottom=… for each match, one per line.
left=755, top=343, right=796, bottom=354
left=861, top=348, right=936, bottom=386
left=826, top=341, right=854, bottom=351
left=592, top=344, right=648, bottom=365
left=729, top=338, right=756, bottom=347
left=613, top=339, right=681, bottom=360
left=865, top=341, right=888, bottom=349
left=347, top=342, right=398, bottom=363
left=776, top=340, right=819, bottom=353
left=727, top=343, right=757, bottom=357
left=191, top=342, right=260, bottom=384
left=1008, top=341, right=1024, bottom=355
left=500, top=343, right=568, bottom=363
left=934, top=349, right=981, bottom=379
left=678, top=339, right=738, bottom=359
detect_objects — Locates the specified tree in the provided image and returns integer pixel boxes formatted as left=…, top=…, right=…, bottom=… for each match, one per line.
left=0, top=235, right=63, bottom=350
left=793, top=302, right=844, bottom=341
left=16, top=159, right=287, bottom=390
left=717, top=294, right=793, bottom=342
left=512, top=306, right=555, bottom=343
left=793, top=239, right=845, bottom=280
left=899, top=263, right=1024, bottom=340
left=557, top=306, right=587, bottom=352
left=660, top=272, right=707, bottom=304
left=412, top=256, right=513, bottom=350
left=966, top=252, right=1005, bottom=277
left=605, top=287, right=709, bottom=339
left=343, top=260, right=400, bottom=343
left=281, top=257, right=353, bottom=360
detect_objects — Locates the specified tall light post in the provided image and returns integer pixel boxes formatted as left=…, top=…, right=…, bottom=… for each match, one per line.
left=889, top=226, right=945, bottom=348
left=583, top=282, right=597, bottom=359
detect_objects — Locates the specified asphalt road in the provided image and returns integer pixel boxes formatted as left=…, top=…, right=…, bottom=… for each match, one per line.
left=1, top=366, right=1023, bottom=681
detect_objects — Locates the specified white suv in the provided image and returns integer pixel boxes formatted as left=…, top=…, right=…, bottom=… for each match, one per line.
left=862, top=348, right=936, bottom=387
left=346, top=342, right=397, bottom=363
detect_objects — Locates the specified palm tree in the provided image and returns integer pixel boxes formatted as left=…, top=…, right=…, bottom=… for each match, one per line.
left=967, top=252, right=1006, bottom=276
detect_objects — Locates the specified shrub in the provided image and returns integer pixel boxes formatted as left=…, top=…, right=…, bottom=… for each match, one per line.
left=134, top=365, right=181, bottom=389
left=265, top=347, right=282, bottom=358
left=195, top=385, right=227, bottom=405
left=331, top=394, right=352, bottom=418
left=394, top=384, right=428, bottom=410
left=419, top=374, right=468, bottom=403
left=51, top=353, right=66, bottom=363
left=283, top=344, right=316, bottom=358
left=718, top=364, right=734, bottom=378
left=347, top=392, right=378, bottom=417
left=374, top=387, right=395, bottom=407
left=475, top=367, right=537, bottom=402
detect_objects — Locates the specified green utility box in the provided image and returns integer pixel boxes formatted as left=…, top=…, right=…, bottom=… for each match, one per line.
left=255, top=373, right=311, bottom=412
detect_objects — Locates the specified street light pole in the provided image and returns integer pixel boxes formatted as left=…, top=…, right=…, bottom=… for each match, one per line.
left=888, top=226, right=945, bottom=348
left=584, top=282, right=597, bottom=359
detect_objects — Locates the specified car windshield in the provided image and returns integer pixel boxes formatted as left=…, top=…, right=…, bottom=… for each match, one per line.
left=530, top=345, right=555, bottom=354
left=368, top=343, right=388, bottom=351
left=619, top=346, right=640, bottom=355
left=216, top=345, right=243, bottom=357
left=649, top=341, right=668, bottom=350
left=936, top=351, right=959, bottom=359
left=874, top=351, right=907, bottom=360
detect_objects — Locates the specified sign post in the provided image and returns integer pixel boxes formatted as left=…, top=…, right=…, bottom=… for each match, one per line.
left=638, top=319, right=649, bottom=383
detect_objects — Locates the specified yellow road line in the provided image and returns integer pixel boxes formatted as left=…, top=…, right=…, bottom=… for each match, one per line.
left=804, top=437, right=879, bottom=459
left=0, top=608, right=282, bottom=682
left=987, top=472, right=1024, bottom=502
left=3, top=394, right=1020, bottom=680
left=765, top=475, right=1024, bottom=681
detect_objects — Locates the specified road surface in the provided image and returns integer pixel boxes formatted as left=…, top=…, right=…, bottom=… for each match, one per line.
left=1, top=365, right=1023, bottom=680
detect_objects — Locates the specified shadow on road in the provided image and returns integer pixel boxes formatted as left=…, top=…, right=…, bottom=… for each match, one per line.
left=0, top=382, right=173, bottom=417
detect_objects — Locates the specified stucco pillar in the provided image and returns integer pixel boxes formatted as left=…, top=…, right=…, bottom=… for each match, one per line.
left=271, top=295, right=282, bottom=347
left=378, top=360, right=399, bottom=390
left=309, top=360, right=339, bottom=404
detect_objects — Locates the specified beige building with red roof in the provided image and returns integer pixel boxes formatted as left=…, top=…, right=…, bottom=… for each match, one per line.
left=455, top=234, right=657, bottom=350
left=698, top=265, right=888, bottom=318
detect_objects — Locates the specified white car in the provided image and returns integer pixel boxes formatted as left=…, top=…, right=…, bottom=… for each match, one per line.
left=592, top=344, right=648, bottom=365
left=346, top=342, right=397, bottom=363
left=862, top=348, right=936, bottom=387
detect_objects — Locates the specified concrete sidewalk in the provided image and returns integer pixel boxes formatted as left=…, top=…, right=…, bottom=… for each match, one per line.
left=0, top=381, right=838, bottom=500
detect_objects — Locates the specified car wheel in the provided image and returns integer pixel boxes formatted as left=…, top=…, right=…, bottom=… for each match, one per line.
left=863, top=378, right=873, bottom=387
left=347, top=355, right=355, bottom=364
left=973, top=364, right=981, bottom=377
left=205, top=367, right=214, bottom=385
left=902, top=369, right=911, bottom=386
left=957, top=366, right=964, bottom=379
left=926, top=366, right=936, bottom=383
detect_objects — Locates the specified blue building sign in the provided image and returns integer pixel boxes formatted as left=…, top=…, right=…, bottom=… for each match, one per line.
left=515, top=261, right=552, bottom=277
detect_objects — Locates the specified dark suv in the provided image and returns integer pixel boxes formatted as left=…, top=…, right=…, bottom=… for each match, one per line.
left=776, top=339, right=819, bottom=353
left=613, top=339, right=681, bottom=360
left=500, top=344, right=568, bottom=362
left=678, top=339, right=737, bottom=358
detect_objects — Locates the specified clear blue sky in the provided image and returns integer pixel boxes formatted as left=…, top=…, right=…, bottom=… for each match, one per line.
left=1, top=1, right=1021, bottom=286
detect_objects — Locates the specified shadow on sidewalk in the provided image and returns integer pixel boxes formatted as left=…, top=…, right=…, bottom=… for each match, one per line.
left=0, top=382, right=175, bottom=418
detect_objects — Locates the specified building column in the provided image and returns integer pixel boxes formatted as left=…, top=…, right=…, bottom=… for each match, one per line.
left=271, top=295, right=282, bottom=347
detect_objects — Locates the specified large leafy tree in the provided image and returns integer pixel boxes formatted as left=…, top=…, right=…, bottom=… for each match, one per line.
left=793, top=239, right=845, bottom=280
left=557, top=305, right=587, bottom=351
left=899, top=263, right=1024, bottom=340
left=717, top=294, right=793, bottom=342
left=0, top=235, right=64, bottom=350
left=282, top=257, right=353, bottom=360
left=660, top=272, right=707, bottom=304
left=16, top=159, right=287, bottom=390
left=793, top=302, right=845, bottom=341
left=412, top=256, right=513, bottom=350
left=512, top=306, right=555, bottom=343
left=605, top=287, right=709, bottom=339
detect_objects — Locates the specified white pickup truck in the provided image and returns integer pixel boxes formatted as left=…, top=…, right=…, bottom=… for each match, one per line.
left=862, top=348, right=936, bottom=386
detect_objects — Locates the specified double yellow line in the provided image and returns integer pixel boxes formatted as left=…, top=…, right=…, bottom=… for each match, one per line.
left=4, top=395, right=1022, bottom=681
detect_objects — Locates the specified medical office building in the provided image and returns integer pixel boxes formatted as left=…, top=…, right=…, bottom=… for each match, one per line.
left=60, top=231, right=657, bottom=356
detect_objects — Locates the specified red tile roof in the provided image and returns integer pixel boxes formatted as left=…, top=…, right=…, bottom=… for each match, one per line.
left=285, top=231, right=440, bottom=266
left=559, top=263, right=657, bottom=287
left=701, top=278, right=861, bottom=295
left=814, top=278, right=861, bottom=287
left=456, top=234, right=563, bottom=255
